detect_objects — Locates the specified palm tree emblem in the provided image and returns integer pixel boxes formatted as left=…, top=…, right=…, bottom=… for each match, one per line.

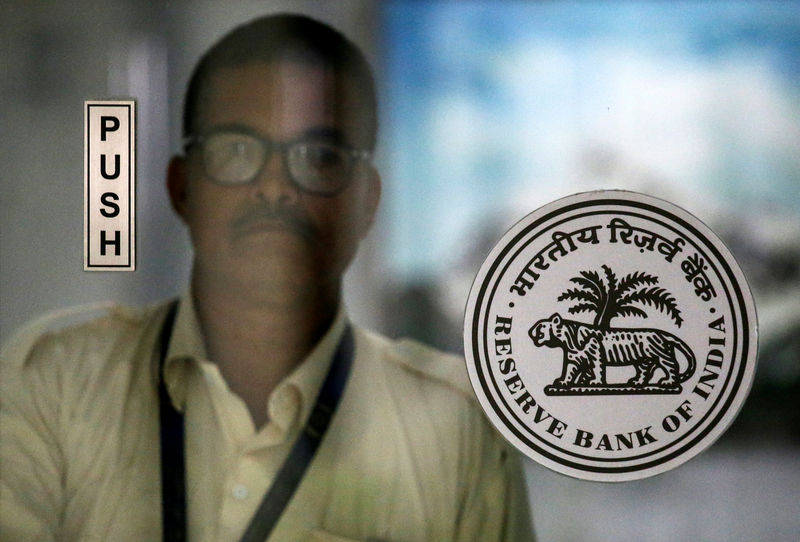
left=528, top=264, right=695, bottom=395
left=558, top=264, right=682, bottom=329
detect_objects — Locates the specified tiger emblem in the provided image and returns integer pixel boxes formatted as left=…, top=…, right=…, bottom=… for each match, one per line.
left=529, top=313, right=696, bottom=390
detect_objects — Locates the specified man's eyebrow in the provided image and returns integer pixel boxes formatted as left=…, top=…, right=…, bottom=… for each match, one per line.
left=200, top=124, right=354, bottom=146
left=206, top=122, right=260, bottom=136
left=298, top=127, right=349, bottom=144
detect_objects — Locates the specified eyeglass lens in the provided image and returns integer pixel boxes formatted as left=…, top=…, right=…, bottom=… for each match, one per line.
left=201, top=132, right=356, bottom=194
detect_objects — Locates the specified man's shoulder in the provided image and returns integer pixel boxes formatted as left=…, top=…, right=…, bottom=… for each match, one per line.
left=1, top=301, right=168, bottom=369
left=354, top=327, right=475, bottom=402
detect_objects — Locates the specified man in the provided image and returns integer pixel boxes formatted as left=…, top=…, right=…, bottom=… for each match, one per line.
left=1, top=14, right=534, bottom=541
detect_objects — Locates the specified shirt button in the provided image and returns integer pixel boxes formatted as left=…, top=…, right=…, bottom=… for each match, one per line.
left=232, top=484, right=249, bottom=500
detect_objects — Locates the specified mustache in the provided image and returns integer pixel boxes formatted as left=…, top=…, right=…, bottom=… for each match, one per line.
left=230, top=202, right=319, bottom=243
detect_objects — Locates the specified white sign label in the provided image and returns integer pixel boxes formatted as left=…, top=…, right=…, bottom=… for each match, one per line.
left=84, top=101, right=135, bottom=271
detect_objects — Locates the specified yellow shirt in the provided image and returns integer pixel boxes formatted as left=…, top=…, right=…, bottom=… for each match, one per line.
left=1, top=295, right=534, bottom=542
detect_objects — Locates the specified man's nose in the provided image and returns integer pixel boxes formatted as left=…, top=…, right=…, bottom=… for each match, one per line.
left=248, top=149, right=300, bottom=204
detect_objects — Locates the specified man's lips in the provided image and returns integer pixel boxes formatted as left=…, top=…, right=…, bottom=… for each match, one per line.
left=231, top=205, right=318, bottom=243
left=238, top=218, right=293, bottom=234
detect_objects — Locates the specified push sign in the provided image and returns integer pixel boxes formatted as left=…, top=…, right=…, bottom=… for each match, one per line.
left=84, top=101, right=135, bottom=270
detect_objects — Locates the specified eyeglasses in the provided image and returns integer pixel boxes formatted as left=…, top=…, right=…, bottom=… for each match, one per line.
left=183, top=129, right=371, bottom=196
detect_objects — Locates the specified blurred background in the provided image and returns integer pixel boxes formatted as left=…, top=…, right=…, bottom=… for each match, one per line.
left=1, top=1, right=798, bottom=540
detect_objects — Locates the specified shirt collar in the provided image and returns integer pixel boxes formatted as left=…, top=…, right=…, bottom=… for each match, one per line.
left=278, top=305, right=347, bottom=427
left=162, top=290, right=347, bottom=427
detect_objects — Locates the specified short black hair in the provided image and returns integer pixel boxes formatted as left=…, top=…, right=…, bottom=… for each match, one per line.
left=183, top=14, right=377, bottom=150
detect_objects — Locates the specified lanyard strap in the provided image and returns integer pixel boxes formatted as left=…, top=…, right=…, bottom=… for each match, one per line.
left=157, top=300, right=354, bottom=542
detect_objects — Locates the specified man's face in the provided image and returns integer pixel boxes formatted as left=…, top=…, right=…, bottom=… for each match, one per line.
left=169, top=60, right=380, bottom=302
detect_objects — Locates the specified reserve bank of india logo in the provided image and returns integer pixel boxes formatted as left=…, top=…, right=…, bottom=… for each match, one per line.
left=464, top=191, right=757, bottom=481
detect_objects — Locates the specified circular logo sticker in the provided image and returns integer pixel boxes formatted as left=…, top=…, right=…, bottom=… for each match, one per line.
left=464, top=191, right=757, bottom=481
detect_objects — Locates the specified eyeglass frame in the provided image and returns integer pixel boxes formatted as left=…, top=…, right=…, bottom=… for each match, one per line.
left=182, top=126, right=372, bottom=196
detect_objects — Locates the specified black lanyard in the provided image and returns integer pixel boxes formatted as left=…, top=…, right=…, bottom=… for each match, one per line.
left=156, top=301, right=354, bottom=542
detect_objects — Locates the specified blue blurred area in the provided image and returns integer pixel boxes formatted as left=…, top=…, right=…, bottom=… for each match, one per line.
left=379, top=0, right=800, bottom=450
left=381, top=1, right=800, bottom=280
left=379, top=6, right=800, bottom=541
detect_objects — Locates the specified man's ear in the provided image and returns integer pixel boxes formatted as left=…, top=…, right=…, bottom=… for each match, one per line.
left=166, top=155, right=189, bottom=221
left=359, top=164, right=381, bottom=238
